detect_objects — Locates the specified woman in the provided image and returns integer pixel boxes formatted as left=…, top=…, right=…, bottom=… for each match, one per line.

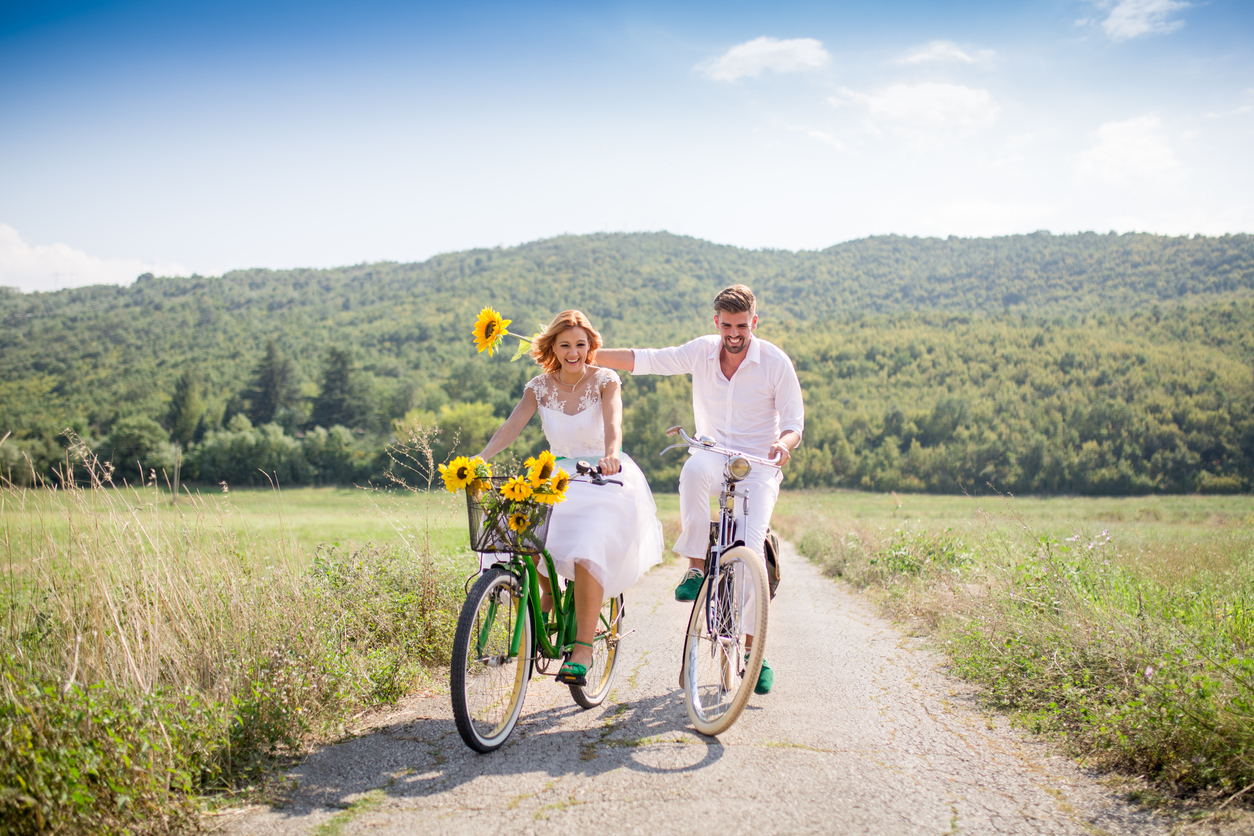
left=475, top=310, right=664, bottom=685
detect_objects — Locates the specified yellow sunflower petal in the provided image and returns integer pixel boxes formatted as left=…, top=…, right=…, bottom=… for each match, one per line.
left=472, top=307, right=512, bottom=356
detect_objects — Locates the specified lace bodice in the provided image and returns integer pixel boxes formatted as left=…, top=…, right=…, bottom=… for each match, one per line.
left=525, top=367, right=620, bottom=458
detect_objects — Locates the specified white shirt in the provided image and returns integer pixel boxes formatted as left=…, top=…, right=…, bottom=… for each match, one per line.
left=632, top=335, right=805, bottom=460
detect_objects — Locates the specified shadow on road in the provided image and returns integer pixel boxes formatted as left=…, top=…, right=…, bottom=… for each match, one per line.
left=266, top=687, right=722, bottom=817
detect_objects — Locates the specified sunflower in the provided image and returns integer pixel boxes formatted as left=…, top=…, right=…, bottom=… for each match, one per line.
left=500, top=475, right=533, bottom=502
left=438, top=456, right=476, bottom=492
left=534, top=468, right=570, bottom=505
left=524, top=450, right=558, bottom=487
left=507, top=510, right=531, bottom=532
left=472, top=307, right=511, bottom=356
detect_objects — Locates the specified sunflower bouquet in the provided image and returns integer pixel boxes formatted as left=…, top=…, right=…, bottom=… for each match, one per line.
left=441, top=451, right=569, bottom=553
left=472, top=306, right=540, bottom=363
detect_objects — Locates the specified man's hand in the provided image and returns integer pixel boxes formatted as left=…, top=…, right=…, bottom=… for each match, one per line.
left=768, top=441, right=792, bottom=467
left=768, top=431, right=801, bottom=467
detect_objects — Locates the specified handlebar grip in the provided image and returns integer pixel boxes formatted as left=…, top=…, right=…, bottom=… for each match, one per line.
left=665, top=426, right=683, bottom=437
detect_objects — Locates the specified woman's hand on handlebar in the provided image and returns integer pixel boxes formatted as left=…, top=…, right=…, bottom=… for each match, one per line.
left=598, top=454, right=621, bottom=475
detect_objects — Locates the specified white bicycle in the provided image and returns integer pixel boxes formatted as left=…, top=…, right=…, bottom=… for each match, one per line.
left=661, top=426, right=779, bottom=736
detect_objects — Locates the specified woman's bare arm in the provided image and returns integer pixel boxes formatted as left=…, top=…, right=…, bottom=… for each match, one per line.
left=599, top=377, right=623, bottom=475
left=475, top=389, right=538, bottom=461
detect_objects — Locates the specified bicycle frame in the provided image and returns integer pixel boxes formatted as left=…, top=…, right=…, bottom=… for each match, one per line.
left=476, top=549, right=578, bottom=662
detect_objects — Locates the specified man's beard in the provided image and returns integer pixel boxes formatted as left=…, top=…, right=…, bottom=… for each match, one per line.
left=722, top=335, right=748, bottom=355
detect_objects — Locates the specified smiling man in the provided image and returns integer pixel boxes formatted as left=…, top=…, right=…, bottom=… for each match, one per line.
left=597, top=284, right=804, bottom=694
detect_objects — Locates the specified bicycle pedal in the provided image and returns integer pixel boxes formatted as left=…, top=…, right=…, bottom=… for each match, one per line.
left=608, top=628, right=636, bottom=647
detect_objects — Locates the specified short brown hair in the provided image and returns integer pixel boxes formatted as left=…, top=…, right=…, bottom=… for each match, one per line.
left=713, top=284, right=756, bottom=316
left=530, top=310, right=602, bottom=374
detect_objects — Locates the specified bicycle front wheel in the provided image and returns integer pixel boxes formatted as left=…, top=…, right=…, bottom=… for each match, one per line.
left=570, top=594, right=624, bottom=709
left=681, top=545, right=769, bottom=736
left=451, top=567, right=533, bottom=753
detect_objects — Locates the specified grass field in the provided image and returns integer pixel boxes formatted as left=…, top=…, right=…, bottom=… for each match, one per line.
left=1, top=484, right=684, bottom=570
left=772, top=489, right=1254, bottom=813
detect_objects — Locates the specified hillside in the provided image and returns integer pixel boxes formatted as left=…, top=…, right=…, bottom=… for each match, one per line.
left=2, top=231, right=1252, bottom=494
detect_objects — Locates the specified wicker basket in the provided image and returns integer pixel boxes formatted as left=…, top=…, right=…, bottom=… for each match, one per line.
left=466, top=476, right=554, bottom=554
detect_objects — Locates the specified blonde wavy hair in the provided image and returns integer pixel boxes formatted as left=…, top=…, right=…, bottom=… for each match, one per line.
left=530, top=310, right=602, bottom=374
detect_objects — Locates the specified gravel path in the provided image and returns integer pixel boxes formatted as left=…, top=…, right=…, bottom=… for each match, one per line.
left=217, top=541, right=1171, bottom=836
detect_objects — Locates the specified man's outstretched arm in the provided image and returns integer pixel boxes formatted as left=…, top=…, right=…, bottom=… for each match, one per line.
left=596, top=348, right=635, bottom=372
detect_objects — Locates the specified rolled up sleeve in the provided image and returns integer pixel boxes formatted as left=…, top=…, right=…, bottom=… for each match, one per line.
left=632, top=342, right=700, bottom=377
left=775, top=359, right=805, bottom=440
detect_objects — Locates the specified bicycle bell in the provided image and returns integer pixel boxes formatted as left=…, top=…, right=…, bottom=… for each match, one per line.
left=695, top=434, right=716, bottom=447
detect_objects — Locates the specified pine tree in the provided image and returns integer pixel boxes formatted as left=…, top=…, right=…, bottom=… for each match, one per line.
left=246, top=341, right=299, bottom=425
left=165, top=370, right=203, bottom=447
left=311, top=347, right=363, bottom=428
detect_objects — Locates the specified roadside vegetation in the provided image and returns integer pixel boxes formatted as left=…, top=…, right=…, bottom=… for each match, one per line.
left=0, top=432, right=473, bottom=835
left=774, top=491, right=1254, bottom=803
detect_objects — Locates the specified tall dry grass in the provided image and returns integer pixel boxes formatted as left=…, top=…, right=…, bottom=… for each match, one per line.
left=778, top=506, right=1254, bottom=802
left=1, top=431, right=470, bottom=835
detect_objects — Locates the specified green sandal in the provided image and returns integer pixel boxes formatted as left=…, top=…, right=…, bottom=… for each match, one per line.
left=556, top=641, right=594, bottom=686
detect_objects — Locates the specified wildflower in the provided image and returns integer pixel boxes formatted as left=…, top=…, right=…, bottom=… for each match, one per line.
left=501, top=475, right=533, bottom=502
left=508, top=510, right=531, bottom=532
left=439, top=456, right=476, bottom=492
left=473, top=307, right=511, bottom=356
left=525, top=451, right=557, bottom=487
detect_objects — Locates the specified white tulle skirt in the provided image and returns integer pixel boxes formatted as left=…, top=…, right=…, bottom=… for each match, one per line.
left=539, top=452, right=664, bottom=599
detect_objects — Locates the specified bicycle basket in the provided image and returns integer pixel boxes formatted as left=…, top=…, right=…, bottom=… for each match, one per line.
left=465, top=476, right=554, bottom=554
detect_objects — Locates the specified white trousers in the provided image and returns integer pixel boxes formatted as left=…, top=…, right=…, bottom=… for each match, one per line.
left=675, top=451, right=781, bottom=636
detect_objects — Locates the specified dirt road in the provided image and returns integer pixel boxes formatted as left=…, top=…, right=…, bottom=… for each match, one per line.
left=218, top=542, right=1168, bottom=835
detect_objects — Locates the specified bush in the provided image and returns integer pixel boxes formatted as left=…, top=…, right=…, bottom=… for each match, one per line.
left=189, top=415, right=311, bottom=486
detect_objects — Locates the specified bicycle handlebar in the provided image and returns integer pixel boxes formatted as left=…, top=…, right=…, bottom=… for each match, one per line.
left=661, top=426, right=781, bottom=469
left=573, top=460, right=623, bottom=486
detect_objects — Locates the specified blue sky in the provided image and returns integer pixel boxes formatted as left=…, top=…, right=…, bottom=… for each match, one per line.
left=2, top=0, right=1252, bottom=291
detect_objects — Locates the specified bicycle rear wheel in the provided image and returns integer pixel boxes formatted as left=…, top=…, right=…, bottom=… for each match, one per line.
left=681, top=545, right=769, bottom=736
left=570, top=595, right=624, bottom=709
left=451, top=567, right=533, bottom=753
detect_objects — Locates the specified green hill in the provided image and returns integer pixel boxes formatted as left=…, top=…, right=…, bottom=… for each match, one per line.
left=2, top=231, right=1252, bottom=494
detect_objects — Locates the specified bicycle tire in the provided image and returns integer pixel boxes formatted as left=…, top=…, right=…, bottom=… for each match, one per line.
left=681, top=545, right=769, bottom=736
left=570, top=595, right=624, bottom=709
left=451, top=567, right=533, bottom=753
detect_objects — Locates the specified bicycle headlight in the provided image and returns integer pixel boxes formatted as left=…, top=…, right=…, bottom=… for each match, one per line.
left=726, top=456, right=752, bottom=481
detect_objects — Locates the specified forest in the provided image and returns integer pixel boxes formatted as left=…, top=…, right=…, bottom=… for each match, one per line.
left=1, top=230, right=1252, bottom=494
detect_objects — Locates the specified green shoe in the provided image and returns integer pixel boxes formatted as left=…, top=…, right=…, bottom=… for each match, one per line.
left=674, top=568, right=704, bottom=601
left=754, top=657, right=773, bottom=695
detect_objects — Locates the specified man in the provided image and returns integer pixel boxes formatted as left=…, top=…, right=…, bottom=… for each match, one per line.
left=597, top=284, right=804, bottom=694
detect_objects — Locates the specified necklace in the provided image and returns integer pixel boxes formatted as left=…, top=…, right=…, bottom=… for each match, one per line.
left=555, top=366, right=589, bottom=390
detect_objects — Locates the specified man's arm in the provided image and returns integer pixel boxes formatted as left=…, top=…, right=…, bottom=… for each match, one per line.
left=770, top=352, right=806, bottom=467
left=596, top=348, right=634, bottom=372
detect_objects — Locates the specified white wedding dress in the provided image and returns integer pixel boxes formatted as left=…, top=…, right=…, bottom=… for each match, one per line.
left=526, top=367, right=664, bottom=598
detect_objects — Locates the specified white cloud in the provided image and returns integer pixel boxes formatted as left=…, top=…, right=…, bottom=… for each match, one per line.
left=0, top=224, right=191, bottom=293
left=833, top=82, right=999, bottom=137
left=1100, top=0, right=1190, bottom=40
left=697, top=37, right=829, bottom=82
left=1075, top=116, right=1185, bottom=185
left=896, top=41, right=995, bottom=65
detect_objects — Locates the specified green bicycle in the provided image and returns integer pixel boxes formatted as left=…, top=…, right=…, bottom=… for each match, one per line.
left=450, top=465, right=626, bottom=753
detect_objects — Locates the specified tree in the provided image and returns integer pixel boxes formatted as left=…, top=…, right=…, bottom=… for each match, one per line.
left=165, top=370, right=203, bottom=447
left=311, top=348, right=364, bottom=429
left=96, top=416, right=178, bottom=484
left=246, top=341, right=299, bottom=426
